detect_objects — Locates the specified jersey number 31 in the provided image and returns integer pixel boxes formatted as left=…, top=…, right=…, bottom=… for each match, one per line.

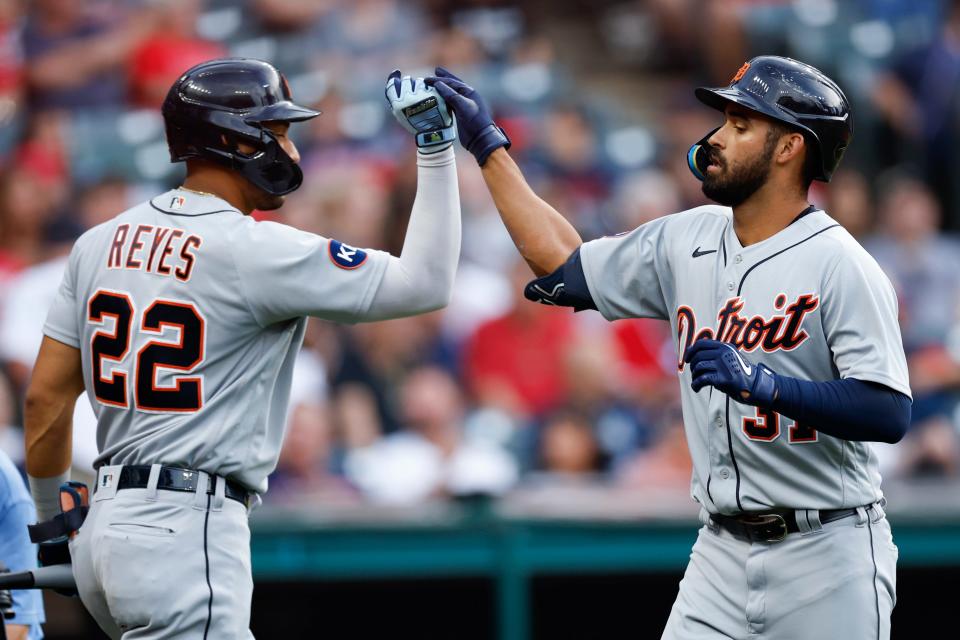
left=88, top=289, right=205, bottom=412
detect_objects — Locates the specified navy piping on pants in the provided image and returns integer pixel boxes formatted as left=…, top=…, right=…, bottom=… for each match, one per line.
left=867, top=515, right=881, bottom=640
left=203, top=493, right=214, bottom=640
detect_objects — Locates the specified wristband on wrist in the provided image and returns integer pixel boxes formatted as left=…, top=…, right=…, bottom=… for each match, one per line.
left=29, top=471, right=70, bottom=522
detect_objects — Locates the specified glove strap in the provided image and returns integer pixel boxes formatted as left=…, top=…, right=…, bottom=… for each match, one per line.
left=415, top=127, right=457, bottom=151
left=470, top=124, right=511, bottom=165
left=751, top=364, right=779, bottom=407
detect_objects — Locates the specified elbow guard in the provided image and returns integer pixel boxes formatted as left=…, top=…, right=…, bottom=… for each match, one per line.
left=523, top=247, right=597, bottom=312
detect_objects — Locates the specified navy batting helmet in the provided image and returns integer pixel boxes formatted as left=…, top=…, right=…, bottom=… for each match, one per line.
left=162, top=58, right=321, bottom=196
left=687, top=56, right=852, bottom=183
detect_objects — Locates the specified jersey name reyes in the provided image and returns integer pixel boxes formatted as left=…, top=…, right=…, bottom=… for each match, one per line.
left=106, top=224, right=202, bottom=281
left=676, top=293, right=819, bottom=371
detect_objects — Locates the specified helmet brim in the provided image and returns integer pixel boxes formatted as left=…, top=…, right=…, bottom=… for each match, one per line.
left=245, top=101, right=321, bottom=124
left=694, top=87, right=780, bottom=122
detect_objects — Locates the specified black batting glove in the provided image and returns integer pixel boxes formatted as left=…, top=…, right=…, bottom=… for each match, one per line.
left=425, top=67, right=510, bottom=165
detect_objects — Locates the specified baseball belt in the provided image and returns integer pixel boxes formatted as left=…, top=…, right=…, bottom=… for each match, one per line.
left=711, top=502, right=882, bottom=543
left=100, top=465, right=251, bottom=508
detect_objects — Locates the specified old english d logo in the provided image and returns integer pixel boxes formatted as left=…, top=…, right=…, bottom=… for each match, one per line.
left=731, top=62, right=750, bottom=84
left=328, top=239, right=368, bottom=270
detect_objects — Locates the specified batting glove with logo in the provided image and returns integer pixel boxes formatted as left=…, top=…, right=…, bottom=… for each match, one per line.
left=683, top=339, right=779, bottom=406
left=385, top=70, right=456, bottom=154
left=425, top=67, right=511, bottom=165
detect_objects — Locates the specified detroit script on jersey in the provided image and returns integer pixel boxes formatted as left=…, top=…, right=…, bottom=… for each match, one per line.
left=675, top=293, right=820, bottom=371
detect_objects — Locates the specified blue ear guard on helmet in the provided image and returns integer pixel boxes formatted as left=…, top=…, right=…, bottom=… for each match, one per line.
left=687, top=127, right=719, bottom=182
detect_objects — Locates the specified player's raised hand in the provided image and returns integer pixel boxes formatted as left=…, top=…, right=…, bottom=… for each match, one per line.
left=683, top=339, right=779, bottom=406
left=385, top=70, right=456, bottom=154
left=425, top=67, right=511, bottom=165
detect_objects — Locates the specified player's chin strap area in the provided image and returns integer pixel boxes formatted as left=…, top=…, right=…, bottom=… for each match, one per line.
left=27, top=482, right=89, bottom=549
left=687, top=127, right=719, bottom=182
left=203, top=132, right=305, bottom=197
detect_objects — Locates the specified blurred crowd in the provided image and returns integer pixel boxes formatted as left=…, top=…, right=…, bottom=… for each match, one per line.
left=0, top=0, right=958, bottom=509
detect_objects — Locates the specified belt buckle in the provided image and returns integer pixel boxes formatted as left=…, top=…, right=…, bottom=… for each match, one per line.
left=742, top=513, right=788, bottom=543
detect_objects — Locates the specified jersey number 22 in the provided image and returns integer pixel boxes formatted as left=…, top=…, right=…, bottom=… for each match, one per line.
left=88, top=289, right=205, bottom=412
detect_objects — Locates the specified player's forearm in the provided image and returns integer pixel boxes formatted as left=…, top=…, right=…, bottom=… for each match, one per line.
left=364, top=147, right=460, bottom=320
left=771, top=376, right=911, bottom=443
left=24, top=387, right=75, bottom=478
left=481, top=148, right=582, bottom=276
left=25, top=388, right=75, bottom=521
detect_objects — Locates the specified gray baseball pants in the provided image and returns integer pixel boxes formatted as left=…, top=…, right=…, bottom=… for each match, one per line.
left=69, top=464, right=255, bottom=639
left=662, top=503, right=897, bottom=640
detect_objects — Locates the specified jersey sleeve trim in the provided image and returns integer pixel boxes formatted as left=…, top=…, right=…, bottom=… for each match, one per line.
left=579, top=240, right=618, bottom=321
left=839, top=372, right=912, bottom=400
left=42, top=326, right=81, bottom=349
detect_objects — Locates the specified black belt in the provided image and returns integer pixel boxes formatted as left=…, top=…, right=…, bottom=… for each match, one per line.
left=111, top=465, right=251, bottom=508
left=711, top=505, right=874, bottom=543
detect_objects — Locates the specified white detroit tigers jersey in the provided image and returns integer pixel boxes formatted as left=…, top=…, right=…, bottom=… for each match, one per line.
left=580, top=205, right=910, bottom=513
left=43, top=189, right=389, bottom=494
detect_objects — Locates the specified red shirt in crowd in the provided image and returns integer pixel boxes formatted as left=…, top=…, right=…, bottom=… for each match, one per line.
left=464, top=306, right=574, bottom=416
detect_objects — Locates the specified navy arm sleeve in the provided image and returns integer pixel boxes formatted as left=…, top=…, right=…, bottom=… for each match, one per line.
left=524, top=246, right=598, bottom=312
left=770, top=375, right=911, bottom=444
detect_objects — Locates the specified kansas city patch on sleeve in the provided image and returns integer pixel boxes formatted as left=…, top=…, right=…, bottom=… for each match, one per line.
left=328, top=239, right=368, bottom=270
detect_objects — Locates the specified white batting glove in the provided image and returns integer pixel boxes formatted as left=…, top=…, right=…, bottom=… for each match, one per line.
left=385, top=69, right=456, bottom=153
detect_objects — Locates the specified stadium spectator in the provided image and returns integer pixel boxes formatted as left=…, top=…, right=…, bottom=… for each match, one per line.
left=824, top=169, right=874, bottom=239
left=560, top=334, right=659, bottom=471
left=0, top=158, right=63, bottom=276
left=534, top=411, right=606, bottom=478
left=871, top=0, right=960, bottom=230
left=866, top=174, right=960, bottom=477
left=617, top=408, right=693, bottom=492
left=344, top=366, right=517, bottom=504
left=0, top=0, right=24, bottom=151
left=463, top=259, right=576, bottom=419
left=270, top=401, right=359, bottom=504
left=251, top=0, right=333, bottom=33
left=128, top=0, right=226, bottom=108
left=22, top=0, right=155, bottom=112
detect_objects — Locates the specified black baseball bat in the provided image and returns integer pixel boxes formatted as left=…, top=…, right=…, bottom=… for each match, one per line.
left=0, top=565, right=75, bottom=590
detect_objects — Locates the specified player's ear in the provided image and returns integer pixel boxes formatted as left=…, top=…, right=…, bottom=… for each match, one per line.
left=776, top=132, right=805, bottom=166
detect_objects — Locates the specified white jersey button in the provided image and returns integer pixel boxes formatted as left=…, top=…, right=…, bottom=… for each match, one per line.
left=715, top=417, right=723, bottom=427
left=726, top=281, right=735, bottom=291
left=734, top=254, right=742, bottom=264
left=719, top=469, right=730, bottom=479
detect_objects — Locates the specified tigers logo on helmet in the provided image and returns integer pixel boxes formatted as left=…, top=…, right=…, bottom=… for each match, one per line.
left=731, top=62, right=750, bottom=84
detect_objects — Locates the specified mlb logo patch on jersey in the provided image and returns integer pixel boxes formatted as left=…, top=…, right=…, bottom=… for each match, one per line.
left=170, top=195, right=186, bottom=210
left=328, top=239, right=367, bottom=270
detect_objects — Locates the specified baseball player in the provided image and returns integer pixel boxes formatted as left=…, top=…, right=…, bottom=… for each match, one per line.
left=23, top=58, right=461, bottom=639
left=429, top=57, right=911, bottom=639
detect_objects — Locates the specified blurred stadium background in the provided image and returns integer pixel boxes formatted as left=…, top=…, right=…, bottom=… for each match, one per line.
left=0, top=0, right=958, bottom=638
